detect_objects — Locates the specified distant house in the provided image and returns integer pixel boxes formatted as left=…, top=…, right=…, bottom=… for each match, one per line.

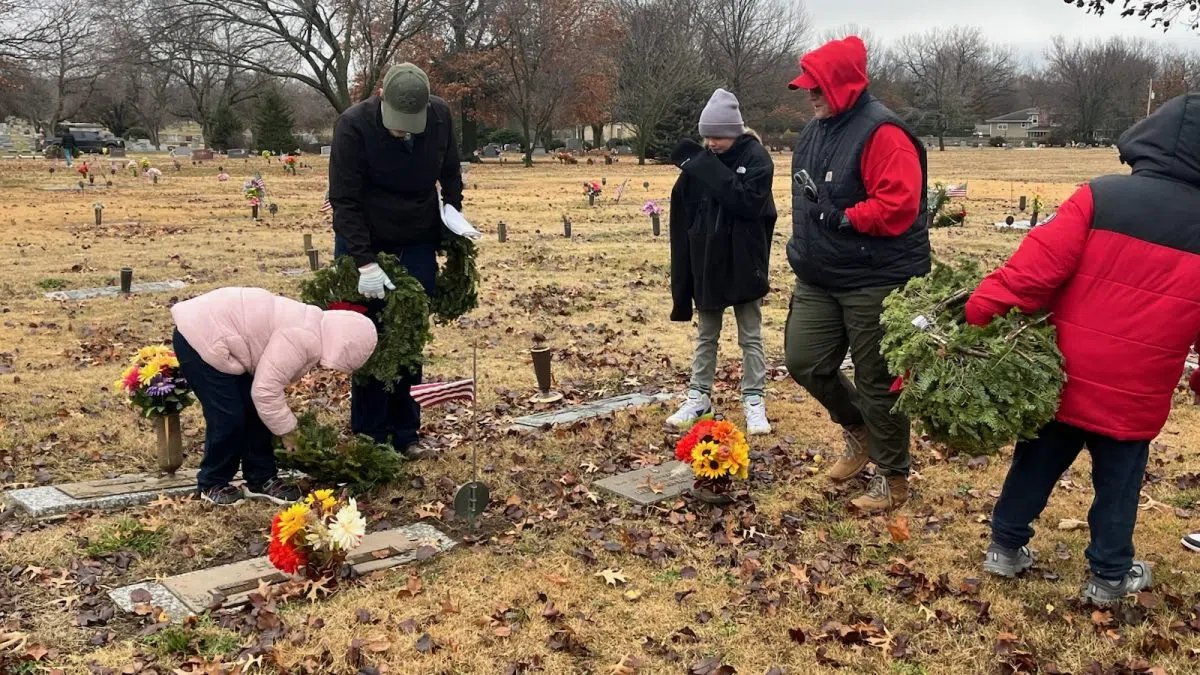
left=975, top=108, right=1056, bottom=141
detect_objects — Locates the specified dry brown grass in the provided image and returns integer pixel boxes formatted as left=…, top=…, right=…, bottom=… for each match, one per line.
left=1, top=149, right=1198, bottom=674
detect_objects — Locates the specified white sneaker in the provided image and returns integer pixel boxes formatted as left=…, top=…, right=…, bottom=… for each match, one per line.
left=666, top=390, right=711, bottom=428
left=743, top=395, right=771, bottom=435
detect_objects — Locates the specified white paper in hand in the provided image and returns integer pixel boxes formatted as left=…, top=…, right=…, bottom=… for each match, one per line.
left=441, top=204, right=482, bottom=240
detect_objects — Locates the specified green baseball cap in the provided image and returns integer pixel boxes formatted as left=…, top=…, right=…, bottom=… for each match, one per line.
left=380, top=63, right=429, bottom=133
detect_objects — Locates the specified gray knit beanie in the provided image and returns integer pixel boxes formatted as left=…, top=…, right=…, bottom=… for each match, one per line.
left=698, top=88, right=745, bottom=138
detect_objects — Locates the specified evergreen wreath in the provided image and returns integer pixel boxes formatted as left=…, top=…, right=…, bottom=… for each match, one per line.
left=880, top=258, right=1065, bottom=456
left=276, top=413, right=403, bottom=494
left=432, top=233, right=479, bottom=323
left=300, top=253, right=432, bottom=389
left=928, top=183, right=966, bottom=228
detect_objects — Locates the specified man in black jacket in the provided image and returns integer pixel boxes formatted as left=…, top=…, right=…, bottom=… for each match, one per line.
left=61, top=129, right=78, bottom=167
left=329, top=62, right=463, bottom=457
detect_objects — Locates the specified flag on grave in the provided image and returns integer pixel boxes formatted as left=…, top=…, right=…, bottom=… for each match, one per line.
left=946, top=183, right=968, bottom=198
left=410, top=379, right=475, bottom=407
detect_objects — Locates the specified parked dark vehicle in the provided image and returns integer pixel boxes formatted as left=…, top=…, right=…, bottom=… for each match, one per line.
left=42, top=128, right=125, bottom=157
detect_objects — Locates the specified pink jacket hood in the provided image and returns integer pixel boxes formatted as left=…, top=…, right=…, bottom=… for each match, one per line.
left=319, top=311, right=378, bottom=372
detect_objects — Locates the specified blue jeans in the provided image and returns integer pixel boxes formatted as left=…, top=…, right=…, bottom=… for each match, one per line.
left=173, top=329, right=276, bottom=490
left=334, top=237, right=437, bottom=450
left=63, top=148, right=73, bottom=166
left=991, top=421, right=1149, bottom=580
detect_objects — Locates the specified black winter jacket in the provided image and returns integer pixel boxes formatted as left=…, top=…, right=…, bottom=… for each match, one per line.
left=669, top=134, right=777, bottom=320
left=329, top=95, right=463, bottom=267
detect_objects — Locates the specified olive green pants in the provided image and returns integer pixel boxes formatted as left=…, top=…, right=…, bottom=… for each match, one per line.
left=784, top=280, right=911, bottom=476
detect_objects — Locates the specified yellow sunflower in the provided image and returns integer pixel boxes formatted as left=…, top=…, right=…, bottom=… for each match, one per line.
left=305, top=489, right=337, bottom=512
left=693, top=454, right=726, bottom=480
left=276, top=502, right=310, bottom=544
left=730, top=442, right=750, bottom=480
left=690, top=440, right=720, bottom=464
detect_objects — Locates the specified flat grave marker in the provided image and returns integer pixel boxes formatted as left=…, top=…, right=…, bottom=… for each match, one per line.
left=108, top=523, right=456, bottom=621
left=594, top=461, right=693, bottom=505
left=2, top=469, right=226, bottom=518
left=191, top=149, right=215, bottom=161
left=226, top=149, right=248, bottom=159
left=510, top=392, right=670, bottom=431
left=45, top=279, right=187, bottom=301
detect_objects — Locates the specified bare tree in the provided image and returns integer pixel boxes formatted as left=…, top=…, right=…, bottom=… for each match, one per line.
left=1043, top=36, right=1156, bottom=142
left=896, top=26, right=1016, bottom=150
left=25, top=0, right=104, bottom=132
left=177, top=0, right=433, bottom=113
left=494, top=0, right=619, bottom=163
left=1075, top=0, right=1200, bottom=32
left=616, top=0, right=713, bottom=164
left=694, top=0, right=808, bottom=124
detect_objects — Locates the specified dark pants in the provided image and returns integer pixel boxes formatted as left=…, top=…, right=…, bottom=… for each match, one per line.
left=333, top=238, right=438, bottom=450
left=991, top=421, right=1149, bottom=581
left=173, top=329, right=275, bottom=491
left=784, top=280, right=910, bottom=476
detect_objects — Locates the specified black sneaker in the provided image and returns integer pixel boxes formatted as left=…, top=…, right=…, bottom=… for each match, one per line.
left=243, top=478, right=302, bottom=505
left=199, top=484, right=245, bottom=506
left=402, top=441, right=432, bottom=460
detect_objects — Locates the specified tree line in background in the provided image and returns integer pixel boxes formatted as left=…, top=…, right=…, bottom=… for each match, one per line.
left=0, top=0, right=1195, bottom=160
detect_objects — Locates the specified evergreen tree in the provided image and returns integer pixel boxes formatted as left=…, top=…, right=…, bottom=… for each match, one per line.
left=208, top=105, right=243, bottom=151
left=253, top=90, right=297, bottom=154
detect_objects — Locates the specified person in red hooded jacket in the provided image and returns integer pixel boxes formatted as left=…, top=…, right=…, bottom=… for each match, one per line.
left=783, top=35, right=929, bottom=513
left=968, top=93, right=1200, bottom=605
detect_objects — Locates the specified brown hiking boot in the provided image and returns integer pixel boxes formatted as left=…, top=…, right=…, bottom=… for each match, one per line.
left=828, top=425, right=871, bottom=482
left=850, top=475, right=909, bottom=513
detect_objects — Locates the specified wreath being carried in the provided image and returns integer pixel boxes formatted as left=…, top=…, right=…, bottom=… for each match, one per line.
left=299, top=234, right=478, bottom=388
left=880, top=258, right=1065, bottom=456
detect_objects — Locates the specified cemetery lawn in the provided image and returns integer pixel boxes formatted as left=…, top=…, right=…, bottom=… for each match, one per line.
left=1, top=150, right=1199, bottom=674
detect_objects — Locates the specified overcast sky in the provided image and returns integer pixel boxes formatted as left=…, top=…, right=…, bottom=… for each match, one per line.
left=805, top=0, right=1198, bottom=63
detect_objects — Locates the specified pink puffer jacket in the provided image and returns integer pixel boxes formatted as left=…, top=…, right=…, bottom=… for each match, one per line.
left=171, top=287, right=377, bottom=435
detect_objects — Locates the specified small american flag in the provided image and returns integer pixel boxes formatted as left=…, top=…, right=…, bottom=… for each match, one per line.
left=319, top=196, right=332, bottom=213
left=410, top=379, right=475, bottom=408
left=945, top=183, right=968, bottom=198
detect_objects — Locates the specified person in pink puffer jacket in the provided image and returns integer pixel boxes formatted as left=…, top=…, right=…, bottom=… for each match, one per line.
left=171, top=287, right=378, bottom=506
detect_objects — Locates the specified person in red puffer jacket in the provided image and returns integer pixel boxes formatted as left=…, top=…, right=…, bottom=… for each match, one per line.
left=968, top=93, right=1200, bottom=605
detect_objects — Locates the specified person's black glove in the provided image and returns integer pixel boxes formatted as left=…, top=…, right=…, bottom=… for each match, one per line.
left=808, top=192, right=850, bottom=233
left=670, top=300, right=694, bottom=322
left=670, top=138, right=704, bottom=168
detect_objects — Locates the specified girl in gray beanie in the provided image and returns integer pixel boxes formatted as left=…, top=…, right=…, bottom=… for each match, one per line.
left=665, top=88, right=778, bottom=435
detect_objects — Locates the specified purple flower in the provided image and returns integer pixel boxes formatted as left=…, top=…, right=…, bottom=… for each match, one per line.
left=641, top=200, right=662, bottom=216
left=147, top=375, right=175, bottom=397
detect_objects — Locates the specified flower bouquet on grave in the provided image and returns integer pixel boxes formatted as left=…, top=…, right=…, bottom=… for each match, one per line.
left=283, top=155, right=297, bottom=175
left=114, top=345, right=195, bottom=475
left=245, top=176, right=266, bottom=219
left=641, top=200, right=663, bottom=234
left=674, top=416, right=750, bottom=505
left=127, top=160, right=139, bottom=177
left=145, top=167, right=162, bottom=184
left=584, top=181, right=601, bottom=205
left=77, top=161, right=91, bottom=183
left=268, top=489, right=366, bottom=585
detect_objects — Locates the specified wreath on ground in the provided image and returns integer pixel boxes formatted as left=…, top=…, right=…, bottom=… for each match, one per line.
left=299, top=235, right=478, bottom=388
left=276, top=413, right=402, bottom=494
left=880, top=258, right=1064, bottom=456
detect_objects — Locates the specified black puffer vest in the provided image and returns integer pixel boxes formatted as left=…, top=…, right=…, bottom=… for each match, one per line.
left=787, top=94, right=931, bottom=290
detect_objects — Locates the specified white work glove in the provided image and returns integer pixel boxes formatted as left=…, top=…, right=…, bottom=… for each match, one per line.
left=357, top=263, right=395, bottom=299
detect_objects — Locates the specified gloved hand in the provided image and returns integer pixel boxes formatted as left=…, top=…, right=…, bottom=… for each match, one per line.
left=357, top=263, right=395, bottom=299
left=670, top=138, right=704, bottom=168
left=808, top=192, right=850, bottom=233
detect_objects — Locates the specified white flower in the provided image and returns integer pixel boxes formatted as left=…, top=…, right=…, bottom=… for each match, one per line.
left=305, top=520, right=332, bottom=552
left=328, top=499, right=366, bottom=551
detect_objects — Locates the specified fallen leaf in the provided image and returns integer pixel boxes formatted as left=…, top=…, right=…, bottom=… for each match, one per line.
left=415, top=632, right=440, bottom=654
left=1058, top=518, right=1088, bottom=531
left=887, top=516, right=911, bottom=543
left=623, top=589, right=643, bottom=602
left=595, top=568, right=628, bottom=586
left=609, top=654, right=643, bottom=674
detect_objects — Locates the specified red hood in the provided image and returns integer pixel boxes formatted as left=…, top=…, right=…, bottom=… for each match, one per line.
left=789, top=36, right=869, bottom=116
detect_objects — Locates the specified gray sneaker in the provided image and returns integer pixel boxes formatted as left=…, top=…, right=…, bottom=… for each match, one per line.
left=199, top=484, right=245, bottom=507
left=983, top=544, right=1034, bottom=578
left=1082, top=561, right=1152, bottom=605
